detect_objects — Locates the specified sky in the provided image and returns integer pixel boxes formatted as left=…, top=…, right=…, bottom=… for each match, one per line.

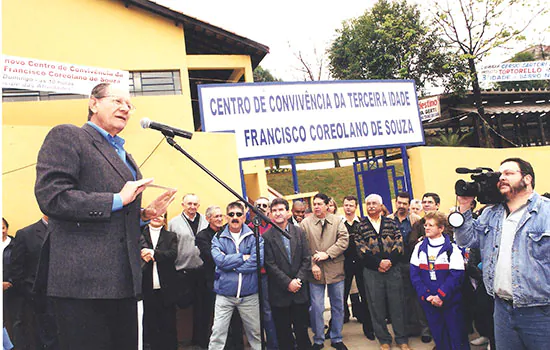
left=155, top=0, right=549, bottom=83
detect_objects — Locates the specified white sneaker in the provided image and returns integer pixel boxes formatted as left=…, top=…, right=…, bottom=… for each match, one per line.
left=470, top=336, right=489, bottom=346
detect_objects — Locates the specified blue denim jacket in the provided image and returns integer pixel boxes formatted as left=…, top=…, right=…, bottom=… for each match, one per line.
left=455, top=192, right=550, bottom=307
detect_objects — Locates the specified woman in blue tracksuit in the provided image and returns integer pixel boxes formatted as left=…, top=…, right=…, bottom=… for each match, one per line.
left=410, top=211, right=470, bottom=350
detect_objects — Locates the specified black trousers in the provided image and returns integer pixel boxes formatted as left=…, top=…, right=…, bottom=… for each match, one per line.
left=271, top=302, right=312, bottom=350
left=344, top=261, right=374, bottom=334
left=31, top=293, right=59, bottom=350
left=192, top=274, right=212, bottom=348
left=143, top=290, right=177, bottom=350
left=6, top=289, right=59, bottom=350
left=473, top=281, right=496, bottom=349
left=52, top=297, right=137, bottom=350
left=400, top=262, right=430, bottom=337
left=177, top=268, right=211, bottom=347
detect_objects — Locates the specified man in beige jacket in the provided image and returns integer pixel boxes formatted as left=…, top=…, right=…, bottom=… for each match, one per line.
left=300, top=193, right=349, bottom=350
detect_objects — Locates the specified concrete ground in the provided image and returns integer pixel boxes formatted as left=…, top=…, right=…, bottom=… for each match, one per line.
left=179, top=289, right=489, bottom=350
left=181, top=315, right=490, bottom=350
left=324, top=317, right=489, bottom=349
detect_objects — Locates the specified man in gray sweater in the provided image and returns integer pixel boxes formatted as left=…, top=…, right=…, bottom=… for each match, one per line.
left=168, top=193, right=208, bottom=348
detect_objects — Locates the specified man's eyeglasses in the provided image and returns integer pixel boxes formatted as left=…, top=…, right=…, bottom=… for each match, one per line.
left=98, top=95, right=136, bottom=113
left=500, top=170, right=522, bottom=177
left=257, top=203, right=269, bottom=209
left=227, top=212, right=243, bottom=218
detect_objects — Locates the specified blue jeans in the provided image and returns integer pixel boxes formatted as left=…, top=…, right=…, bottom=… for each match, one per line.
left=494, top=297, right=550, bottom=350
left=261, top=274, right=279, bottom=349
left=209, top=294, right=261, bottom=350
left=309, top=280, right=344, bottom=345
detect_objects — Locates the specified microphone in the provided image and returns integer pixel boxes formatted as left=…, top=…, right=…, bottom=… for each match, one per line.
left=140, top=118, right=193, bottom=139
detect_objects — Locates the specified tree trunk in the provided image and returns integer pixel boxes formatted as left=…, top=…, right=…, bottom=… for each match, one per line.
left=332, top=152, right=341, bottom=168
left=468, top=58, right=493, bottom=148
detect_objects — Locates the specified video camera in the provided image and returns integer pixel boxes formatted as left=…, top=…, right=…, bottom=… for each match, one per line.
left=454, top=167, right=504, bottom=205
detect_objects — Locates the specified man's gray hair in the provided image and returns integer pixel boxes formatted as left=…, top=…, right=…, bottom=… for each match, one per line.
left=254, top=196, right=270, bottom=206
left=182, top=193, right=199, bottom=202
left=205, top=205, right=221, bottom=218
left=365, top=194, right=383, bottom=205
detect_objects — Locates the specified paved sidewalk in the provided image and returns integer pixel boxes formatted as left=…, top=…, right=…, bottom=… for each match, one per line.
left=181, top=316, right=489, bottom=349
left=326, top=318, right=488, bottom=349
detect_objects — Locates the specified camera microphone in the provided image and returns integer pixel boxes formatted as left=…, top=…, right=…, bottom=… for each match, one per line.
left=455, top=167, right=483, bottom=174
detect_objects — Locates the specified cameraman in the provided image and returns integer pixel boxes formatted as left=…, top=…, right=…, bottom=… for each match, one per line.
left=455, top=158, right=550, bottom=350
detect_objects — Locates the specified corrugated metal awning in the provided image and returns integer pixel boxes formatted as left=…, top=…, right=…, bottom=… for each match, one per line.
left=451, top=104, right=550, bottom=114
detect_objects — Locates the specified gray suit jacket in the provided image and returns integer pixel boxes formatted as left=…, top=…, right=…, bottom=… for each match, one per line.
left=35, top=123, right=143, bottom=299
left=263, top=224, right=311, bottom=307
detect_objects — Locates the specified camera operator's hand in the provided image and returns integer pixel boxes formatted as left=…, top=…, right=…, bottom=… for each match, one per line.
left=457, top=196, right=475, bottom=213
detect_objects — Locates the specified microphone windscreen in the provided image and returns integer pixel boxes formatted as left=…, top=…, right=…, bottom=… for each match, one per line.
left=455, top=167, right=471, bottom=174
left=140, top=118, right=151, bottom=129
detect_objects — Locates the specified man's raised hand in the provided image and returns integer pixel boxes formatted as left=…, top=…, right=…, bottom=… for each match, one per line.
left=141, top=188, right=178, bottom=221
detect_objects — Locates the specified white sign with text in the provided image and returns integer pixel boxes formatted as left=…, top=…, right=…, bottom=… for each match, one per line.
left=2, top=55, right=129, bottom=94
left=199, top=80, right=424, bottom=160
left=480, top=60, right=550, bottom=82
left=418, top=95, right=441, bottom=121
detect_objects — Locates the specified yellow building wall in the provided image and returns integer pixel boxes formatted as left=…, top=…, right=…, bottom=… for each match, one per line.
left=2, top=0, right=268, bottom=231
left=407, top=146, right=550, bottom=213
left=2, top=0, right=193, bottom=131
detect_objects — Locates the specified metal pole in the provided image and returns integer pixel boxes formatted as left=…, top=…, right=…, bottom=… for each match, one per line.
left=252, top=216, right=266, bottom=350
left=400, top=145, right=414, bottom=198
left=239, top=160, right=248, bottom=199
left=290, top=156, right=300, bottom=194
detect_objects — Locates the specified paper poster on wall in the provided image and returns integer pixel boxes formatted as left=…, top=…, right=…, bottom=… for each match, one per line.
left=479, top=60, right=550, bottom=82
left=418, top=95, right=441, bottom=121
left=2, top=55, right=129, bottom=94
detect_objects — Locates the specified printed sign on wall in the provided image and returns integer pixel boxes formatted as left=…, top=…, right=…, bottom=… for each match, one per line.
left=418, top=96, right=440, bottom=121
left=3, top=55, right=129, bottom=94
left=480, top=60, right=550, bottom=82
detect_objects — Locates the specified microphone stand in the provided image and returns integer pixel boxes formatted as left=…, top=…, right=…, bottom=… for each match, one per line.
left=161, top=131, right=289, bottom=350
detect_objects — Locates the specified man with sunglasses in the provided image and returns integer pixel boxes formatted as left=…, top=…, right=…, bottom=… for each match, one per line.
left=456, top=158, right=550, bottom=349
left=209, top=202, right=264, bottom=350
left=250, top=197, right=272, bottom=233
left=34, top=83, right=176, bottom=350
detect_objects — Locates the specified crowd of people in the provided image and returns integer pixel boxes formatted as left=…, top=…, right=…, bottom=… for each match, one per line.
left=3, top=83, right=549, bottom=350
left=5, top=182, right=548, bottom=350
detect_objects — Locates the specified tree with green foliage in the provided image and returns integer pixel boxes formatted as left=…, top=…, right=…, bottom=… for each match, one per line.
left=430, top=0, right=546, bottom=147
left=495, top=51, right=550, bottom=90
left=253, top=66, right=281, bottom=82
left=327, top=0, right=458, bottom=95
